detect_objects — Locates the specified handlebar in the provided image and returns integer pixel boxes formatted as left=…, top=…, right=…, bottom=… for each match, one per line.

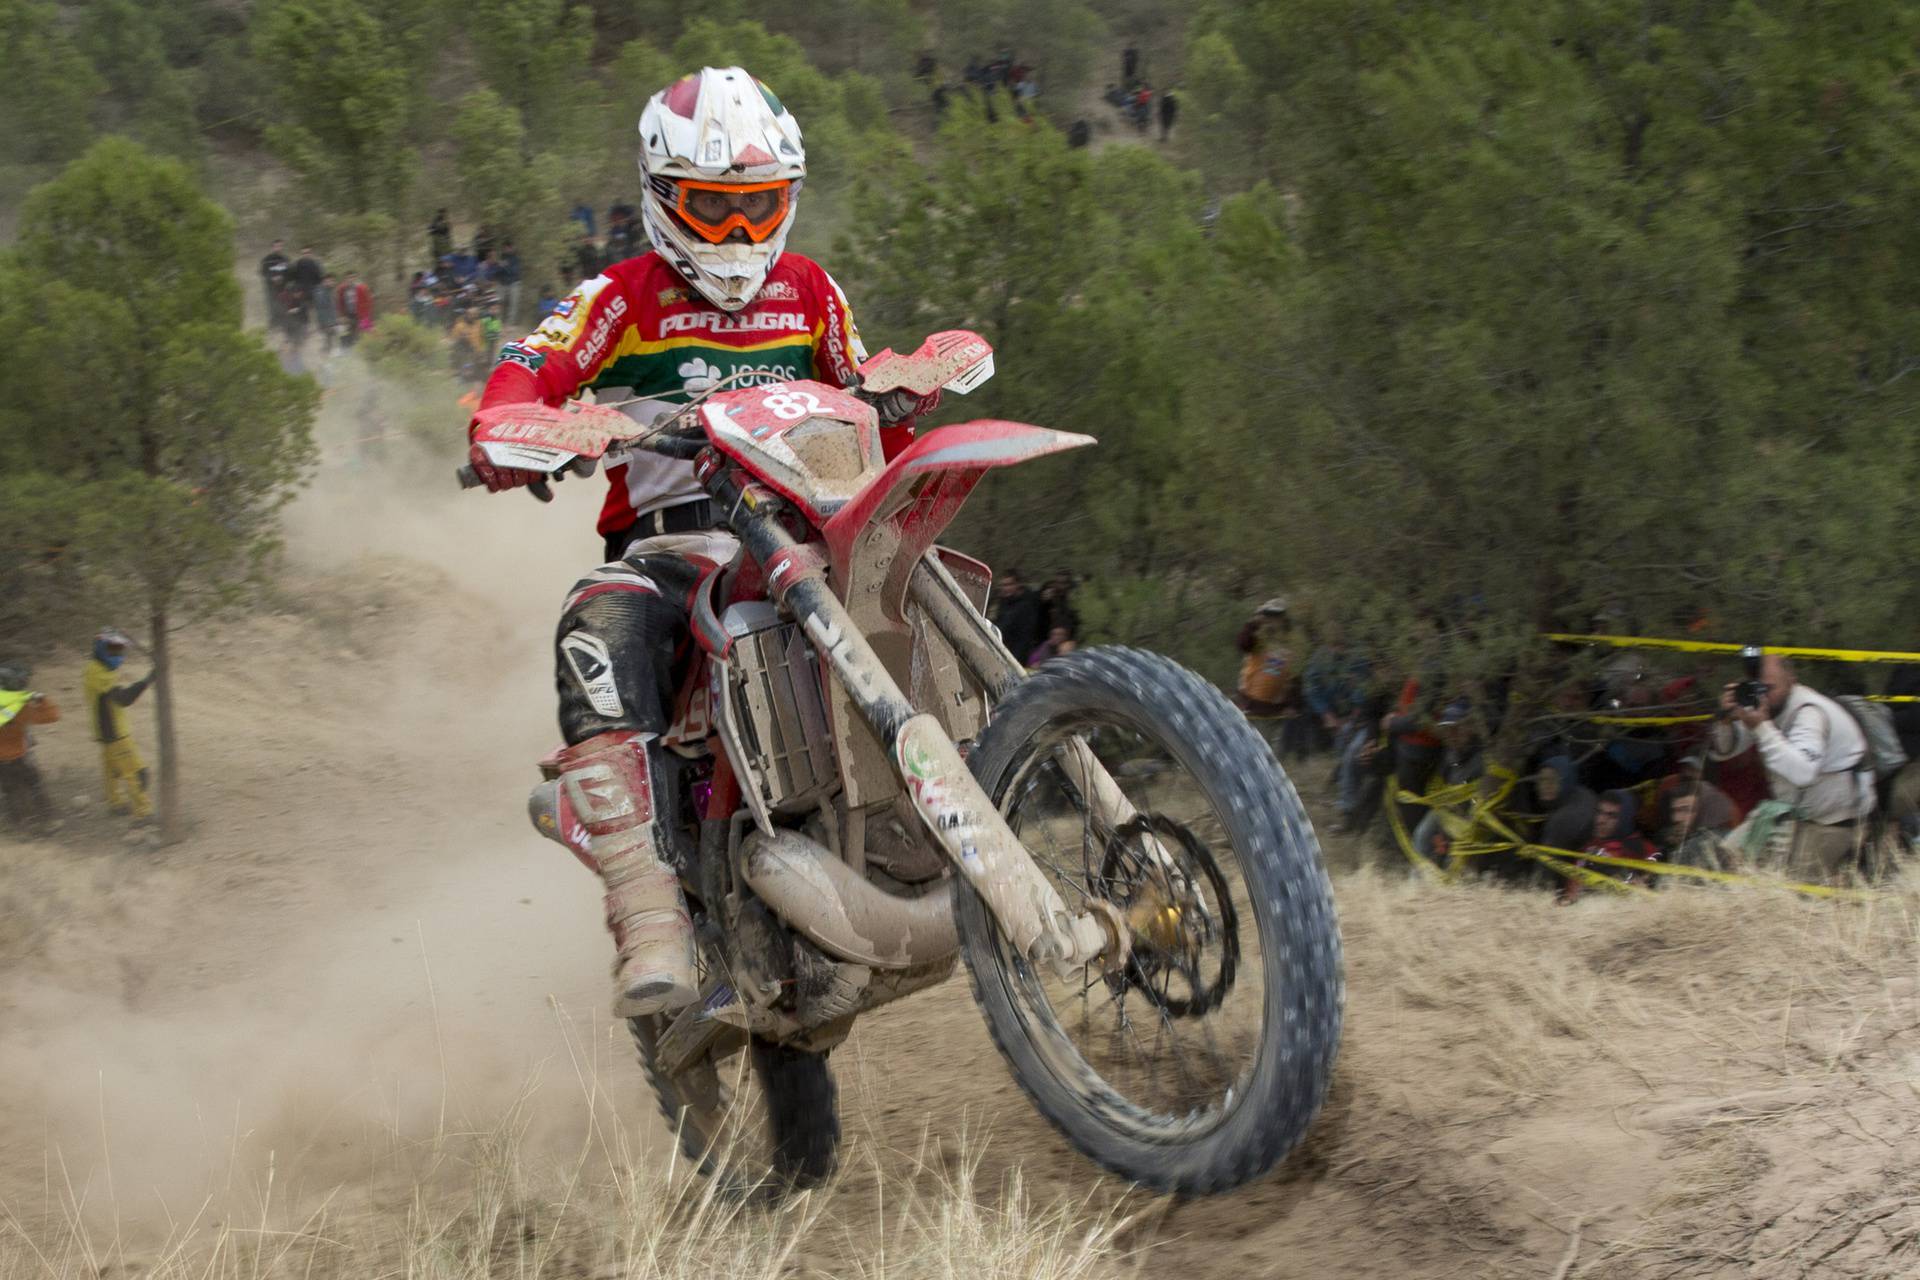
left=456, top=426, right=707, bottom=497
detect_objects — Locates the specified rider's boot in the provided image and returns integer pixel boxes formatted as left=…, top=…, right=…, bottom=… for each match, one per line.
left=551, top=730, right=698, bottom=1017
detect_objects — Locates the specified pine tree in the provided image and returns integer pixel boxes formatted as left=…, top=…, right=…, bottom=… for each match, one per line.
left=2, top=140, right=318, bottom=838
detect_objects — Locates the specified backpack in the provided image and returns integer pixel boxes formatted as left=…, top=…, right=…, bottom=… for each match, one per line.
left=1835, top=695, right=1909, bottom=780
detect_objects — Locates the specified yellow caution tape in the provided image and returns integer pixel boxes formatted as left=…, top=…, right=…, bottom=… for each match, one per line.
left=1547, top=633, right=1920, bottom=664
left=1383, top=773, right=1887, bottom=901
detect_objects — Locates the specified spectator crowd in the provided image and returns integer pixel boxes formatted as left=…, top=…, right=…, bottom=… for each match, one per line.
left=259, top=239, right=375, bottom=375
left=921, top=49, right=1043, bottom=124
left=916, top=44, right=1179, bottom=151
left=990, top=569, right=1082, bottom=670
left=1224, top=597, right=1920, bottom=893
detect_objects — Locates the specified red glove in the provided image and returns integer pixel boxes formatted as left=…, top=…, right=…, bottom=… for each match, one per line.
left=467, top=440, right=544, bottom=493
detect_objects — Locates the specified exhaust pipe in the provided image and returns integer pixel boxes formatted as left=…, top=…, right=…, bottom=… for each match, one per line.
left=740, top=829, right=958, bottom=969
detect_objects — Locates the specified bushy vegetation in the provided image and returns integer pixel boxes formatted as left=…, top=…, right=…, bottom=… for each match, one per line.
left=3, top=0, right=1917, bottom=706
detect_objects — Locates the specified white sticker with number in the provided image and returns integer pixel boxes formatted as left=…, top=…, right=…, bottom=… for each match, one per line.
left=761, top=390, right=823, bottom=421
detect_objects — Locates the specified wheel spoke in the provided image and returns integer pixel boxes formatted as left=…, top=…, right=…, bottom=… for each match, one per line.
left=992, top=712, right=1267, bottom=1132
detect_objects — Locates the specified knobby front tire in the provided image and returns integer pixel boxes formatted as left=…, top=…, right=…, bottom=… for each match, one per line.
left=958, top=646, right=1343, bottom=1195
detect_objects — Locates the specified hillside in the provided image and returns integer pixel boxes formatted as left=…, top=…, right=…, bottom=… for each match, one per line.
left=0, top=432, right=1913, bottom=1279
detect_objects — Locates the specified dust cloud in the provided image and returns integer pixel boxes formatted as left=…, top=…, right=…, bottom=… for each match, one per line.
left=0, top=359, right=636, bottom=1227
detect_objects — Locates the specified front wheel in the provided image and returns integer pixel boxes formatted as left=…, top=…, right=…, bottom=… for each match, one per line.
left=958, top=647, right=1343, bottom=1195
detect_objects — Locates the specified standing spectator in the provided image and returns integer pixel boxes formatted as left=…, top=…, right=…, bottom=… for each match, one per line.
left=1122, top=46, right=1139, bottom=83
left=1887, top=663, right=1920, bottom=761
left=571, top=232, right=603, bottom=282
left=1039, top=573, right=1078, bottom=638
left=1408, top=698, right=1485, bottom=861
left=607, top=200, right=639, bottom=257
left=1012, top=70, right=1039, bottom=117
left=1654, top=778, right=1738, bottom=870
left=83, top=630, right=153, bottom=821
left=1709, top=654, right=1875, bottom=880
left=0, top=662, right=59, bottom=833
left=1884, top=663, right=1920, bottom=841
left=1651, top=752, right=1745, bottom=831
left=493, top=241, right=523, bottom=325
left=409, top=271, right=432, bottom=324
left=278, top=283, right=311, bottom=353
left=1333, top=683, right=1393, bottom=833
left=1234, top=599, right=1306, bottom=758
left=569, top=200, right=596, bottom=238
left=449, top=245, right=479, bottom=286
left=1158, top=88, right=1178, bottom=141
left=480, top=301, right=503, bottom=357
left=1531, top=755, right=1598, bottom=855
left=1304, top=636, right=1365, bottom=753
left=312, top=272, right=339, bottom=354
left=429, top=208, right=453, bottom=261
left=1383, top=676, right=1445, bottom=835
left=534, top=283, right=560, bottom=322
left=448, top=305, right=487, bottom=383
left=336, top=271, right=374, bottom=348
left=1067, top=118, right=1091, bottom=148
left=289, top=245, right=324, bottom=304
left=259, top=239, right=290, bottom=323
left=992, top=569, right=1047, bottom=666
left=1131, top=85, right=1153, bottom=134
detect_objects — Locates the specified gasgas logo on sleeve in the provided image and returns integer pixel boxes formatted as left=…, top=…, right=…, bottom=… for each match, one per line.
left=660, top=310, right=806, bottom=337
left=572, top=295, right=631, bottom=370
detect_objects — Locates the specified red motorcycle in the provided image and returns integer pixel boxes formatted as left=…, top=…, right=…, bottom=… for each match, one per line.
left=461, top=331, right=1343, bottom=1195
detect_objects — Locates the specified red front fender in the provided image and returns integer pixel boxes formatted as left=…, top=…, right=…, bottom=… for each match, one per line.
left=821, top=419, right=1094, bottom=615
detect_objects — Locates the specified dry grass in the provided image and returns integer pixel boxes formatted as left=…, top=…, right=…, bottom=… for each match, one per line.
left=0, top=1098, right=1133, bottom=1280
left=0, top=986, right=1131, bottom=1280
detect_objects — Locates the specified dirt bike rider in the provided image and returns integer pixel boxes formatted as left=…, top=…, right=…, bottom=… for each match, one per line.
left=467, top=67, right=936, bottom=1019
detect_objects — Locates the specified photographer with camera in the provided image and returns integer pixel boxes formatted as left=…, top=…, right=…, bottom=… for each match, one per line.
left=1707, top=649, right=1874, bottom=880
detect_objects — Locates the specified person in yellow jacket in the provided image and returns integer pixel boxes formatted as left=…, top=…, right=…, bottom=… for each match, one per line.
left=82, top=629, right=154, bottom=819
left=0, top=661, right=61, bottom=831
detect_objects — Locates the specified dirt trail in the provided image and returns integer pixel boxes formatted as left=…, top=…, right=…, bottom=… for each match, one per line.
left=1, top=412, right=1915, bottom=1278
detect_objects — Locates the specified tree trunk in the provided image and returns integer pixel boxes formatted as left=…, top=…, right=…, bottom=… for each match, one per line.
left=150, top=603, right=183, bottom=842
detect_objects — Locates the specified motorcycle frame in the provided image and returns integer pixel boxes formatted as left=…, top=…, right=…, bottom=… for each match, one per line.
left=689, top=453, right=1118, bottom=975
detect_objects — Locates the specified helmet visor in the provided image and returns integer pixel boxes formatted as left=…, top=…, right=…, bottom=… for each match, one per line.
left=673, top=179, right=792, bottom=245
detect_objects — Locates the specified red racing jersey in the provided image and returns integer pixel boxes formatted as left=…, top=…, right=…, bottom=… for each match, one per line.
left=478, top=250, right=876, bottom=537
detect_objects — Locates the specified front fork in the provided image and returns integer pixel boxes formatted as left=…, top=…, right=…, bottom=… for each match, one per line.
left=709, top=468, right=1117, bottom=972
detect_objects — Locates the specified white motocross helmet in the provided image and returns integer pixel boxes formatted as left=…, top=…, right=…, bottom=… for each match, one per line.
left=637, top=67, right=806, bottom=312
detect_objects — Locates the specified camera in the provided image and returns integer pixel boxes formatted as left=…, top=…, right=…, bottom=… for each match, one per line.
left=1733, top=644, right=1769, bottom=711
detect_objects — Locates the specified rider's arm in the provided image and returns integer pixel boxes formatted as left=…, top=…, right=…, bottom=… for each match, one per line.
left=469, top=270, right=635, bottom=490
left=477, top=270, right=631, bottom=414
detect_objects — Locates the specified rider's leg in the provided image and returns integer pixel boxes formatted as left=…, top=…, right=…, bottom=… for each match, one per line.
left=552, top=549, right=714, bottom=1017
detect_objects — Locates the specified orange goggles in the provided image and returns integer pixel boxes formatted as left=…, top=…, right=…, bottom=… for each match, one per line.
left=673, top=179, right=792, bottom=245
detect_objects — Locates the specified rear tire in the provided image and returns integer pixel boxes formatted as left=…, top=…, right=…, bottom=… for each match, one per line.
left=959, top=646, right=1343, bottom=1195
left=630, top=1020, right=840, bottom=1195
